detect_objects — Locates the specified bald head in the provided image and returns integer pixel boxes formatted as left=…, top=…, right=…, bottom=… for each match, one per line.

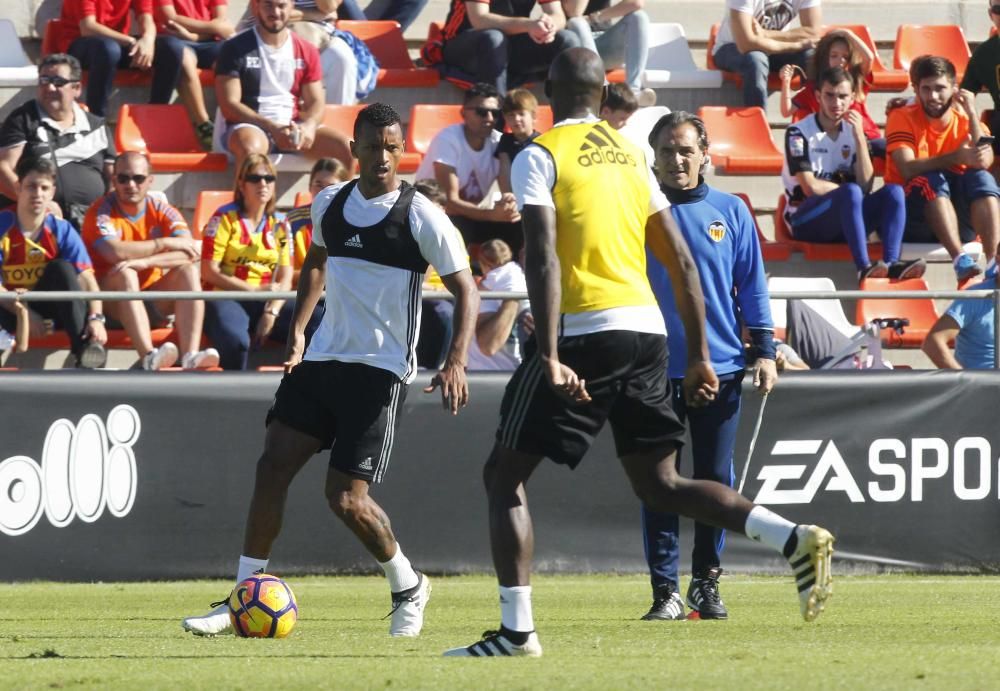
left=549, top=47, right=605, bottom=88
left=546, top=48, right=606, bottom=121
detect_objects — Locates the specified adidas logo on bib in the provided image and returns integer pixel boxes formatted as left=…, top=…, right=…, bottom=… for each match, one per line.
left=345, top=234, right=363, bottom=248
left=359, top=456, right=373, bottom=471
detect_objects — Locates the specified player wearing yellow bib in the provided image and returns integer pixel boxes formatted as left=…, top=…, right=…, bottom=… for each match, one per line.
left=445, top=48, right=835, bottom=658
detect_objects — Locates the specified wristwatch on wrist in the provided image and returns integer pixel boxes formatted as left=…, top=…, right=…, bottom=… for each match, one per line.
left=87, top=313, right=106, bottom=323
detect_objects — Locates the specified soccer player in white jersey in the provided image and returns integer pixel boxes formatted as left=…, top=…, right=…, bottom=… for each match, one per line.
left=182, top=103, right=479, bottom=637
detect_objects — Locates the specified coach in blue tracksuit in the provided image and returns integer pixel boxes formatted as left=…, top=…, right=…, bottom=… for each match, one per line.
left=640, top=111, right=777, bottom=621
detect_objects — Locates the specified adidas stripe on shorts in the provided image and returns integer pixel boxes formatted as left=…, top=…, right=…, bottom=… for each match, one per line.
left=496, top=330, right=686, bottom=467
left=267, top=359, right=407, bottom=483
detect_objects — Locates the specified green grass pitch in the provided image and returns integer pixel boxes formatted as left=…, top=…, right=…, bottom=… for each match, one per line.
left=2, top=574, right=999, bottom=690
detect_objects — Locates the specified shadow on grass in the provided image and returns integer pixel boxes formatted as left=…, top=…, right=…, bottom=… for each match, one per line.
left=12, top=653, right=414, bottom=660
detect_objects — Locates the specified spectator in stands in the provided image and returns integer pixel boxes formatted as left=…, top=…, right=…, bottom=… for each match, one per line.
left=782, top=67, right=924, bottom=283
left=236, top=1, right=362, bottom=105
left=640, top=111, right=776, bottom=622
left=286, top=157, right=350, bottom=285
left=466, top=238, right=530, bottom=370
left=562, top=0, right=656, bottom=106
left=55, top=0, right=183, bottom=117
left=413, top=178, right=464, bottom=369
left=154, top=0, right=236, bottom=150
left=215, top=0, right=352, bottom=169
left=0, top=157, right=107, bottom=369
left=0, top=54, right=114, bottom=228
left=336, top=0, right=430, bottom=30
left=496, top=88, right=540, bottom=194
left=886, top=56, right=1000, bottom=283
left=82, top=151, right=218, bottom=370
left=599, top=81, right=639, bottom=130
left=438, top=0, right=580, bottom=93
left=779, top=28, right=884, bottom=157
left=922, top=274, right=998, bottom=370
left=415, top=83, right=524, bottom=254
left=711, top=0, right=821, bottom=109
left=201, top=154, right=299, bottom=370
left=961, top=1, right=1000, bottom=164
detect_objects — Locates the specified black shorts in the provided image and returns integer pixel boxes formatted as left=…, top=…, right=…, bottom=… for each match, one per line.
left=496, top=330, right=686, bottom=468
left=266, top=360, right=407, bottom=483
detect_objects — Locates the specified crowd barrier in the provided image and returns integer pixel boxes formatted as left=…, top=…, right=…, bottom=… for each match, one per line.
left=1, top=369, right=998, bottom=581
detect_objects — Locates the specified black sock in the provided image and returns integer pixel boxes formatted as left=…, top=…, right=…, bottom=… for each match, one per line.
left=499, top=625, right=530, bottom=645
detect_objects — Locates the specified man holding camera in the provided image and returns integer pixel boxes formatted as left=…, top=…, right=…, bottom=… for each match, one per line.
left=782, top=67, right=922, bottom=284
left=886, top=55, right=1000, bottom=283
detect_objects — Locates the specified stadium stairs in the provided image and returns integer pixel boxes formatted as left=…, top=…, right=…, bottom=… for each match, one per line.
left=2, top=0, right=994, bottom=369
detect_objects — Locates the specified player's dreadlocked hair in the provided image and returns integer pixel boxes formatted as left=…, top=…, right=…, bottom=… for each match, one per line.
left=354, top=103, right=402, bottom=139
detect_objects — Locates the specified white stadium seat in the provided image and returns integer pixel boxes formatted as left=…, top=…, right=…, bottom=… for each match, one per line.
left=641, top=23, right=723, bottom=89
left=0, top=19, right=38, bottom=87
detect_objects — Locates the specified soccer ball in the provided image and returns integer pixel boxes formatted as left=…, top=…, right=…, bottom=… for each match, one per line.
left=227, top=573, right=298, bottom=638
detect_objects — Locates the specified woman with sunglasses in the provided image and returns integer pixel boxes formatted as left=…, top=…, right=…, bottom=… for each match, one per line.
left=201, top=154, right=300, bottom=369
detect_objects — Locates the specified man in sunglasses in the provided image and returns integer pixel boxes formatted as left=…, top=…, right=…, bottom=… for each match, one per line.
left=415, top=83, right=524, bottom=255
left=0, top=54, right=115, bottom=228
left=80, top=151, right=219, bottom=370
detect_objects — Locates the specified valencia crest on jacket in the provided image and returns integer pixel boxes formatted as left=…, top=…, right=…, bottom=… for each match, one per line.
left=707, top=220, right=726, bottom=243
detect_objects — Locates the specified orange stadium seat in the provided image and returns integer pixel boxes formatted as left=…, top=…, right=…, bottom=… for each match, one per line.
left=856, top=277, right=940, bottom=347
left=192, top=191, right=233, bottom=238
left=706, top=23, right=789, bottom=89
left=893, top=25, right=971, bottom=80
left=826, top=25, right=909, bottom=91
left=733, top=193, right=793, bottom=261
left=336, top=20, right=439, bottom=88
left=294, top=191, right=312, bottom=207
left=534, top=105, right=554, bottom=132
left=774, top=195, right=883, bottom=261
left=115, top=104, right=228, bottom=172
left=696, top=106, right=782, bottom=173
left=27, top=328, right=176, bottom=352
left=43, top=19, right=214, bottom=87
left=406, top=103, right=463, bottom=163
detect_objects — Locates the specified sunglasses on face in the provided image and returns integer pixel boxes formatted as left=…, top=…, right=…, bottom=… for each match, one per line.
left=244, top=174, right=277, bottom=184
left=467, top=106, right=501, bottom=118
left=115, top=174, right=148, bottom=185
left=992, top=4, right=1000, bottom=13
left=38, top=75, right=79, bottom=88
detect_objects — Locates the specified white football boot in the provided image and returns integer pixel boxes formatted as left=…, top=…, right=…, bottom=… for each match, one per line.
left=388, top=572, right=431, bottom=637
left=787, top=524, right=835, bottom=622
left=181, top=600, right=233, bottom=636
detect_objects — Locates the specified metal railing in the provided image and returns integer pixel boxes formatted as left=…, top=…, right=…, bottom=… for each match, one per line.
left=2, top=288, right=998, bottom=368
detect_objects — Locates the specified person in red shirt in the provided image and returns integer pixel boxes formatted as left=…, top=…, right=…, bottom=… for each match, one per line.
left=154, top=0, right=236, bottom=150
left=56, top=0, right=204, bottom=118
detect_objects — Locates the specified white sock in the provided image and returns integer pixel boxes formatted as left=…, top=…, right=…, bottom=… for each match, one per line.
left=744, top=506, right=796, bottom=554
left=379, top=545, right=418, bottom=593
left=236, top=555, right=269, bottom=585
left=499, top=585, right=534, bottom=633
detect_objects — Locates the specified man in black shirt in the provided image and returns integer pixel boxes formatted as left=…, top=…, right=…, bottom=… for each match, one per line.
left=439, top=0, right=580, bottom=92
left=0, top=54, right=114, bottom=227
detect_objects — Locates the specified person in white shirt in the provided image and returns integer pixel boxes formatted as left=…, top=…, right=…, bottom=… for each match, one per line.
left=467, top=239, right=531, bottom=370
left=215, top=0, right=352, bottom=169
left=181, top=102, right=479, bottom=640
left=415, top=83, right=524, bottom=255
left=712, top=0, right=822, bottom=109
